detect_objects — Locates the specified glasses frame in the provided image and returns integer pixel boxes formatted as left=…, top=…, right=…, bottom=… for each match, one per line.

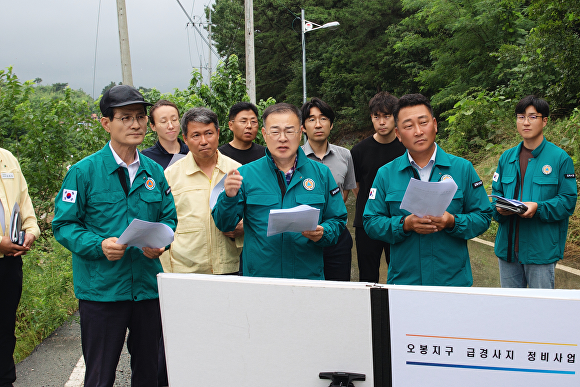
left=516, top=114, right=544, bottom=123
left=114, top=115, right=149, bottom=127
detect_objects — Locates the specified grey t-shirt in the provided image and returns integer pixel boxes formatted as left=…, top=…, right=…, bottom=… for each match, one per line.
left=302, top=141, right=356, bottom=193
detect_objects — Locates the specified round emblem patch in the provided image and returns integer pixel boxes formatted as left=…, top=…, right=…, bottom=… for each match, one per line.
left=440, top=174, right=453, bottom=181
left=542, top=165, right=552, bottom=175
left=303, top=178, right=315, bottom=191
left=145, top=177, right=156, bottom=190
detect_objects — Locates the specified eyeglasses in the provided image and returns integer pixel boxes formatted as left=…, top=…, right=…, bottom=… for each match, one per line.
left=516, top=114, right=543, bottom=123
left=265, top=129, right=300, bottom=139
left=114, top=115, right=148, bottom=127
left=231, top=119, right=259, bottom=126
left=155, top=118, right=180, bottom=127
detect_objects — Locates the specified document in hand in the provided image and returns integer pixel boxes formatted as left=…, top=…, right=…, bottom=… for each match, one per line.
left=488, top=195, right=528, bottom=214
left=117, top=218, right=175, bottom=249
left=266, top=205, right=320, bottom=237
left=209, top=175, right=226, bottom=210
left=400, top=178, right=458, bottom=218
left=9, top=202, right=25, bottom=245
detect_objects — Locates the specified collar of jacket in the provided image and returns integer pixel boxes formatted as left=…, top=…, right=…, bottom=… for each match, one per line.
left=507, top=137, right=547, bottom=164
left=395, top=145, right=451, bottom=173
left=101, top=142, right=152, bottom=179
left=184, top=149, right=229, bottom=176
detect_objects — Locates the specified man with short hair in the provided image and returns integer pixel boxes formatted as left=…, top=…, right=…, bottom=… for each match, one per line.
left=213, top=103, right=347, bottom=280
left=163, top=107, right=242, bottom=274
left=141, top=99, right=189, bottom=169
left=1, top=148, right=40, bottom=387
left=363, top=93, right=491, bottom=286
left=301, top=97, right=356, bottom=281
left=219, top=102, right=266, bottom=164
left=492, top=95, right=577, bottom=288
left=52, top=85, right=177, bottom=386
left=350, top=91, right=406, bottom=283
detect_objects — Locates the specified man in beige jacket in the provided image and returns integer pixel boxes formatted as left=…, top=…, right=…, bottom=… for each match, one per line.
left=1, top=147, right=40, bottom=387
left=163, top=107, right=243, bottom=274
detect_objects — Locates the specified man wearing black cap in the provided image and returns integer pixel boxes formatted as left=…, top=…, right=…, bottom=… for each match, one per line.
left=52, top=85, right=177, bottom=387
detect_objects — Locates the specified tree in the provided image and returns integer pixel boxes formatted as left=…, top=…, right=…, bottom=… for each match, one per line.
left=101, top=81, right=118, bottom=95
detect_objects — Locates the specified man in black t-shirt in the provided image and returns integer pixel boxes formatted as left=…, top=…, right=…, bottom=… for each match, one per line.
left=351, top=92, right=406, bottom=283
left=218, top=102, right=266, bottom=165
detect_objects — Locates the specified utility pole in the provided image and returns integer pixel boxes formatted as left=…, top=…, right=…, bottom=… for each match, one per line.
left=116, top=0, right=133, bottom=86
left=245, top=0, right=256, bottom=104
left=208, top=9, right=212, bottom=80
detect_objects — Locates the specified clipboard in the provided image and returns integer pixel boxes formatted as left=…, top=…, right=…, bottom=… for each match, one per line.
left=10, top=202, right=25, bottom=245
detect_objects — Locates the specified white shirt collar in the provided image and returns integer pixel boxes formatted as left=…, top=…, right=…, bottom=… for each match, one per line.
left=109, top=142, right=140, bottom=184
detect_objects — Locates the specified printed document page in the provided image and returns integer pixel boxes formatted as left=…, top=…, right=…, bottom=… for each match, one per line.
left=400, top=178, right=458, bottom=217
left=117, top=218, right=174, bottom=249
left=267, top=205, right=319, bottom=236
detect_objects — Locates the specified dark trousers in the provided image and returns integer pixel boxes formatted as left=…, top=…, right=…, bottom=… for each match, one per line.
left=323, top=227, right=353, bottom=281
left=0, top=256, right=22, bottom=387
left=79, top=299, right=161, bottom=387
left=355, top=226, right=390, bottom=283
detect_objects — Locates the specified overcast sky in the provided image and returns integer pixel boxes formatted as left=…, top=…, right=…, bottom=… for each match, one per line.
left=0, top=0, right=218, bottom=98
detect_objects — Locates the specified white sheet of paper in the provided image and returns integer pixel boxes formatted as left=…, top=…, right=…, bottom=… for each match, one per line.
left=400, top=178, right=458, bottom=217
left=117, top=218, right=174, bottom=249
left=167, top=153, right=186, bottom=168
left=209, top=175, right=226, bottom=210
left=266, top=205, right=319, bottom=237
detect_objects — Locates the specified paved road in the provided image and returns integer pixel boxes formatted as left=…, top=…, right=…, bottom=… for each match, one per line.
left=13, top=229, right=580, bottom=386
left=14, top=312, right=131, bottom=387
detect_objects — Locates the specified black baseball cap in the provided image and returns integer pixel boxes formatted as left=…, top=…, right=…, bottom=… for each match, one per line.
left=100, top=85, right=153, bottom=115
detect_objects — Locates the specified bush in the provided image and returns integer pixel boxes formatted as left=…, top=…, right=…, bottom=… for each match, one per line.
left=14, top=238, right=77, bottom=362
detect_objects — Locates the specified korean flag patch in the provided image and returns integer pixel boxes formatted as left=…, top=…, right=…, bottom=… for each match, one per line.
left=493, top=172, right=499, bottom=182
left=369, top=188, right=377, bottom=200
left=62, top=189, right=77, bottom=203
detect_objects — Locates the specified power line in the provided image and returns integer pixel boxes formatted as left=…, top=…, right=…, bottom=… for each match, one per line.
left=175, top=0, right=219, bottom=57
left=91, top=0, right=103, bottom=99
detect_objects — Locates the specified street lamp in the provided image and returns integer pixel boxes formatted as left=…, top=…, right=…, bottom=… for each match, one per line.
left=301, top=9, right=340, bottom=103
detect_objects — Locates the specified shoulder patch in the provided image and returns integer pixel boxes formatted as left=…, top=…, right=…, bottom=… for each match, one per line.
left=565, top=174, right=576, bottom=179
left=472, top=180, right=483, bottom=189
left=62, top=189, right=77, bottom=203
left=493, top=172, right=499, bottom=182
left=165, top=187, right=172, bottom=195
left=369, top=188, right=377, bottom=200
left=330, top=187, right=340, bottom=196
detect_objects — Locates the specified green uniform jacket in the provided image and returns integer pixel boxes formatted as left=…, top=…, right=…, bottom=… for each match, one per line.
left=212, top=147, right=347, bottom=280
left=492, top=138, right=577, bottom=264
left=363, top=147, right=492, bottom=286
left=52, top=143, right=177, bottom=302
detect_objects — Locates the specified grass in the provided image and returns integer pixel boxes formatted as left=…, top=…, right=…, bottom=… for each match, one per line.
left=14, top=238, right=77, bottom=363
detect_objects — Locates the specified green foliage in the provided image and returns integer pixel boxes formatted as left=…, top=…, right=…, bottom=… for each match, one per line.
left=141, top=55, right=274, bottom=147
left=0, top=67, right=34, bottom=147
left=440, top=89, right=515, bottom=159
left=14, top=238, right=77, bottom=363
left=15, top=88, right=108, bottom=237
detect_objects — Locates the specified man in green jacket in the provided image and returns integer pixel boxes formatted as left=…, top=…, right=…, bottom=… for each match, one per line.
left=363, top=94, right=491, bottom=286
left=52, top=85, right=177, bottom=387
left=212, top=103, right=347, bottom=280
left=492, top=95, right=577, bottom=288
